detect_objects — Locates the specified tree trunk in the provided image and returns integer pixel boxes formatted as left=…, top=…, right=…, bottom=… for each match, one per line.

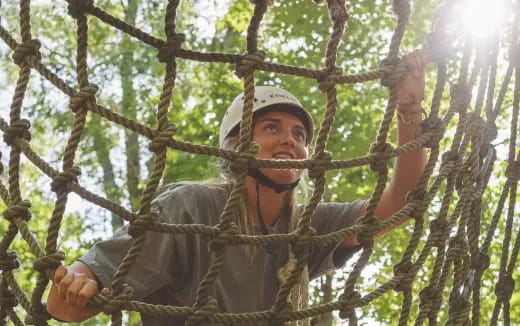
left=90, top=115, right=123, bottom=230
left=119, top=0, right=141, bottom=212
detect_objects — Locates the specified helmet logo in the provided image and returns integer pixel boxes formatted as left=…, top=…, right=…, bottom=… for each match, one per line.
left=269, top=93, right=295, bottom=101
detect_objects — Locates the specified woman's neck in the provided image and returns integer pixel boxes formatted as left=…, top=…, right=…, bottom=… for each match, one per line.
left=246, top=176, right=290, bottom=226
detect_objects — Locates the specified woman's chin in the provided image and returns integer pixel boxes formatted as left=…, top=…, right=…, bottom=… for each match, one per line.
left=262, top=169, right=300, bottom=185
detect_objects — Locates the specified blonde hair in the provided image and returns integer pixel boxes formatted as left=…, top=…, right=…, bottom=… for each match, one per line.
left=218, top=134, right=311, bottom=326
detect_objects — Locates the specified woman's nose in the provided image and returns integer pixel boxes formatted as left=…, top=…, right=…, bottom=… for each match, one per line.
left=279, top=129, right=295, bottom=146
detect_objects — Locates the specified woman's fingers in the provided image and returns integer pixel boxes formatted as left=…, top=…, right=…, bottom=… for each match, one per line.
left=65, top=273, right=87, bottom=305
left=58, top=271, right=74, bottom=301
left=53, top=265, right=67, bottom=284
left=76, top=280, right=99, bottom=308
left=56, top=269, right=101, bottom=308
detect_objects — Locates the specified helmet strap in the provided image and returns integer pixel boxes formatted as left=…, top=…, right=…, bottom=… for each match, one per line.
left=247, top=167, right=299, bottom=193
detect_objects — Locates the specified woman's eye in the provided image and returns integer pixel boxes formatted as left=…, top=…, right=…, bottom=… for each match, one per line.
left=294, top=131, right=305, bottom=142
left=264, top=124, right=278, bottom=132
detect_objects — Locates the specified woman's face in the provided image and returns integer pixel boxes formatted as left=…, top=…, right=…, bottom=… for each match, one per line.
left=252, top=111, right=309, bottom=184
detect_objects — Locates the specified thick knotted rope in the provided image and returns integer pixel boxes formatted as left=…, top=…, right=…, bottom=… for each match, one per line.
left=234, top=51, right=266, bottom=78
left=369, top=142, right=393, bottom=172
left=67, top=0, right=93, bottom=18
left=50, top=167, right=81, bottom=193
left=3, top=119, right=31, bottom=145
left=157, top=33, right=185, bottom=63
left=317, top=67, right=342, bottom=93
left=186, top=298, right=218, bottom=325
left=308, top=151, right=332, bottom=179
left=393, top=260, right=415, bottom=292
left=69, top=84, right=98, bottom=113
left=128, top=213, right=157, bottom=238
left=494, top=275, right=515, bottom=301
left=148, top=124, right=178, bottom=153
left=12, top=39, right=41, bottom=66
left=379, top=57, right=407, bottom=88
left=32, top=252, right=65, bottom=274
left=428, top=218, right=448, bottom=247
left=421, top=116, right=444, bottom=148
left=338, top=291, right=361, bottom=320
left=0, top=252, right=20, bottom=272
left=3, top=200, right=31, bottom=223
left=101, top=285, right=134, bottom=315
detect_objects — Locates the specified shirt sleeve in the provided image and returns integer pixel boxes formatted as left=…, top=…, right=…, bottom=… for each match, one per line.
left=78, top=186, right=191, bottom=300
left=307, top=200, right=365, bottom=280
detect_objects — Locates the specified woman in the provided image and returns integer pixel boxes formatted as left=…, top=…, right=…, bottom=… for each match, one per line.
left=46, top=51, right=428, bottom=325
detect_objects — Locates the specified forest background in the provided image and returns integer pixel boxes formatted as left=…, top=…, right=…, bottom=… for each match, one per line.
left=0, top=0, right=518, bottom=325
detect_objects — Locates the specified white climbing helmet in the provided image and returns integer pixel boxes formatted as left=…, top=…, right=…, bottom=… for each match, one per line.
left=219, top=86, right=314, bottom=146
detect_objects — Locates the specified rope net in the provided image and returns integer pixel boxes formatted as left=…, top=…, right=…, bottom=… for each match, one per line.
left=0, top=0, right=519, bottom=325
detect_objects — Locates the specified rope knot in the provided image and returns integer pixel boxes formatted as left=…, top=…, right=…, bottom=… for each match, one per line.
left=294, top=229, right=317, bottom=254
left=0, top=251, right=20, bottom=271
left=4, top=119, right=31, bottom=146
left=12, top=39, right=41, bottom=66
left=33, top=252, right=65, bottom=277
left=474, top=251, right=490, bottom=272
left=356, top=217, right=379, bottom=247
left=208, top=221, right=241, bottom=252
left=188, top=297, right=218, bottom=324
left=483, top=122, right=498, bottom=145
left=3, top=200, right=31, bottom=223
left=149, top=124, right=177, bottom=153
left=207, top=233, right=228, bottom=252
left=50, top=167, right=81, bottom=193
left=309, top=151, right=332, bottom=179
left=505, top=161, right=520, bottom=182
left=447, top=236, right=469, bottom=261
left=234, top=51, right=266, bottom=78
left=380, top=56, right=407, bottom=88
left=338, top=291, right=361, bottom=319
left=67, top=0, right=94, bottom=18
left=428, top=218, right=447, bottom=247
left=450, top=83, right=472, bottom=113
left=128, top=213, right=157, bottom=237
left=494, top=274, right=515, bottom=301
left=369, top=142, right=393, bottom=172
left=157, top=34, right=186, bottom=63
left=393, top=260, right=414, bottom=292
left=231, top=142, right=259, bottom=174
left=70, top=84, right=98, bottom=113
left=405, top=188, right=427, bottom=219
left=317, top=67, right=342, bottom=93
left=102, top=284, right=134, bottom=314
left=462, top=184, right=480, bottom=202
left=466, top=114, right=485, bottom=137
left=421, top=116, right=444, bottom=148
left=392, top=0, right=411, bottom=18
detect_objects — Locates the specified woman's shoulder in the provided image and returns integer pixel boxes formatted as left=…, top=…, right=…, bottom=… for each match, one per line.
left=155, top=182, right=227, bottom=204
left=152, top=182, right=229, bottom=222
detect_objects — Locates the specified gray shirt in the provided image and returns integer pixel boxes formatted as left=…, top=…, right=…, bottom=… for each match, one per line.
left=80, top=183, right=364, bottom=325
